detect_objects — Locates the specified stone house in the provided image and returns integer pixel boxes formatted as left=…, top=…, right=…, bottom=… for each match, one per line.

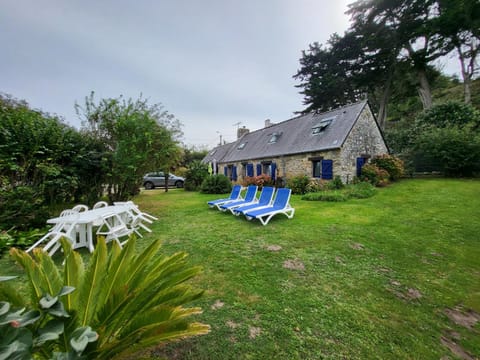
left=202, top=100, right=388, bottom=184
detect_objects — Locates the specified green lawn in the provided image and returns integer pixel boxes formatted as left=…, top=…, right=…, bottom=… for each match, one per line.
left=2, top=179, right=480, bottom=359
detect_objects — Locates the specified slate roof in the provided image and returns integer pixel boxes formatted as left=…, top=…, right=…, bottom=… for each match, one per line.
left=203, top=100, right=368, bottom=164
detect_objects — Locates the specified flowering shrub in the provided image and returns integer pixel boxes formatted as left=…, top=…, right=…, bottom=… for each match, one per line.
left=370, top=154, right=405, bottom=181
left=306, top=179, right=329, bottom=193
left=359, top=164, right=390, bottom=187
left=243, top=174, right=273, bottom=189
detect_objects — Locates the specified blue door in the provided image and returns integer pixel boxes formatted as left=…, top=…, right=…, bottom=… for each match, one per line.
left=356, top=157, right=366, bottom=177
left=321, top=160, right=333, bottom=180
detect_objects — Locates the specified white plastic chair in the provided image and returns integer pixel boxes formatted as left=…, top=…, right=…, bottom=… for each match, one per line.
left=93, top=201, right=108, bottom=209
left=115, top=201, right=158, bottom=221
left=96, top=212, right=133, bottom=248
left=127, top=214, right=153, bottom=238
left=72, top=204, right=89, bottom=212
left=27, top=210, right=79, bottom=256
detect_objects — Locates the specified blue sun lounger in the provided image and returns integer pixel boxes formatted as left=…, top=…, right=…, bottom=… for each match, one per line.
left=243, top=188, right=294, bottom=226
left=233, top=186, right=275, bottom=216
left=207, top=185, right=242, bottom=208
left=218, top=185, right=258, bottom=211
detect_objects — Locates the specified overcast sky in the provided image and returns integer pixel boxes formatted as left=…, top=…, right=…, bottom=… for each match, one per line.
left=1, top=1, right=457, bottom=149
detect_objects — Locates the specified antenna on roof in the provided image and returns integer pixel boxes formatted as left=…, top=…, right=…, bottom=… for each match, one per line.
left=232, top=121, right=242, bottom=130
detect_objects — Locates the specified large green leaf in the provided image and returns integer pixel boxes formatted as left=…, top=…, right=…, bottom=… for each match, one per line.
left=9, top=248, right=44, bottom=305
left=35, top=249, right=63, bottom=296
left=34, top=318, right=64, bottom=346
left=69, top=326, right=98, bottom=353
left=61, top=238, right=84, bottom=312
left=76, top=239, right=108, bottom=327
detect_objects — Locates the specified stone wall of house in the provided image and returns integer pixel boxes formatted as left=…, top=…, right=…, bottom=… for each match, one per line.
left=337, top=105, right=389, bottom=182
left=220, top=105, right=388, bottom=185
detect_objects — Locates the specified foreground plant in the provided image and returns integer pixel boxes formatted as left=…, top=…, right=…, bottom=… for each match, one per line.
left=2, top=237, right=209, bottom=359
left=0, top=284, right=97, bottom=359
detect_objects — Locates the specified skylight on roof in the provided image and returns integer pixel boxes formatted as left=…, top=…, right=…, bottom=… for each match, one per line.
left=312, top=117, right=335, bottom=135
left=210, top=149, right=216, bottom=156
left=237, top=142, right=247, bottom=150
left=268, top=132, right=282, bottom=144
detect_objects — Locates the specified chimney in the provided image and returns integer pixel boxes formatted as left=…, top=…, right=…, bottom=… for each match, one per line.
left=237, top=125, right=249, bottom=139
left=265, top=119, right=274, bottom=128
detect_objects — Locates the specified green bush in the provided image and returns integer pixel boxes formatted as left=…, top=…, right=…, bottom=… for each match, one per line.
left=415, top=101, right=480, bottom=129
left=0, top=94, right=107, bottom=229
left=370, top=154, right=405, bottom=181
left=407, top=101, right=480, bottom=177
left=0, top=231, right=14, bottom=256
left=0, top=187, right=50, bottom=231
left=414, top=126, right=480, bottom=177
left=200, top=174, right=232, bottom=194
left=288, top=175, right=310, bottom=195
left=302, top=182, right=377, bottom=202
left=302, top=191, right=348, bottom=202
left=184, top=161, right=209, bottom=191
left=0, top=228, right=44, bottom=256
left=359, top=164, right=390, bottom=187
left=327, top=175, right=345, bottom=190
left=344, top=182, right=377, bottom=199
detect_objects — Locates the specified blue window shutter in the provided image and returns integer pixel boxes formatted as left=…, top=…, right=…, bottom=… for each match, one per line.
left=321, top=160, right=333, bottom=180
left=232, top=165, right=238, bottom=181
left=256, top=164, right=262, bottom=176
left=271, top=162, right=277, bottom=181
left=224, top=166, right=228, bottom=176
left=356, top=157, right=365, bottom=177
left=247, top=163, right=254, bottom=177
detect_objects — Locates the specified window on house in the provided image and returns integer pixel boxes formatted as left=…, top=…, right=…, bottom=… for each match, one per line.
left=268, top=132, right=282, bottom=144
left=237, top=142, right=247, bottom=150
left=312, top=160, right=322, bottom=178
left=263, top=163, right=271, bottom=176
left=311, top=159, right=333, bottom=179
left=241, top=163, right=247, bottom=178
left=312, top=117, right=335, bottom=135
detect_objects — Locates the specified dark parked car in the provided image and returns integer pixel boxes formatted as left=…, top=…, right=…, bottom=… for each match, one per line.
left=143, top=172, right=185, bottom=189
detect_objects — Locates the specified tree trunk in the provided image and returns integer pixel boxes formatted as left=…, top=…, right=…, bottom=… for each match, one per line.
left=164, top=171, right=169, bottom=192
left=417, top=69, right=433, bottom=109
left=377, top=73, right=393, bottom=130
left=457, top=45, right=472, bottom=104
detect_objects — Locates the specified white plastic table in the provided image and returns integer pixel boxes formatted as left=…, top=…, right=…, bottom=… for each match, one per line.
left=47, top=205, right=130, bottom=252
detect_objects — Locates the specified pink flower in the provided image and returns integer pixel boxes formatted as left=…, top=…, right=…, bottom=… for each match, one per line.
left=10, top=320, right=21, bottom=328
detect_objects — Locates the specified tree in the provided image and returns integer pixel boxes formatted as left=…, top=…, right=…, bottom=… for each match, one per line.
left=180, top=146, right=209, bottom=168
left=434, top=0, right=480, bottom=103
left=293, top=34, right=365, bottom=114
left=76, top=92, right=183, bottom=201
left=347, top=0, right=451, bottom=110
